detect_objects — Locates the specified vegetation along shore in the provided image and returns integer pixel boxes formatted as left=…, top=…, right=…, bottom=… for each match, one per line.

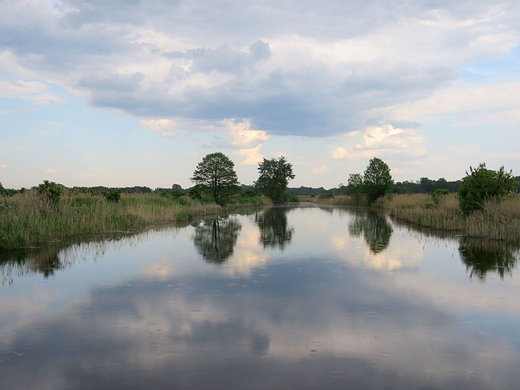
left=2, top=153, right=520, bottom=250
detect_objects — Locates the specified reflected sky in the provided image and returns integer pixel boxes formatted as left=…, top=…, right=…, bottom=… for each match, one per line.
left=1, top=207, right=520, bottom=389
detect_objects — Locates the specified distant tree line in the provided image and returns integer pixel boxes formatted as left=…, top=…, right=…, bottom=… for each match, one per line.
left=2, top=158, right=519, bottom=204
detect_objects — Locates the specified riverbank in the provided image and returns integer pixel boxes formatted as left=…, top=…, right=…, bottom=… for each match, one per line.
left=302, top=193, right=520, bottom=244
left=0, top=190, right=266, bottom=250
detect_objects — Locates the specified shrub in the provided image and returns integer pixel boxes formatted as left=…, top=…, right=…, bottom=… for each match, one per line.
left=432, top=188, right=450, bottom=206
left=319, top=193, right=334, bottom=199
left=105, top=188, right=121, bottom=203
left=37, top=180, right=62, bottom=205
left=458, top=163, right=516, bottom=214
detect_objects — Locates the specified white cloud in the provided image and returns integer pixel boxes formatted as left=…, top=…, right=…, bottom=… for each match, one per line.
left=221, top=119, right=269, bottom=148
left=0, top=80, right=63, bottom=105
left=0, top=164, right=7, bottom=169
left=332, top=124, right=427, bottom=161
left=140, top=119, right=176, bottom=138
left=374, top=82, right=520, bottom=127
left=45, top=168, right=57, bottom=174
left=233, top=144, right=264, bottom=165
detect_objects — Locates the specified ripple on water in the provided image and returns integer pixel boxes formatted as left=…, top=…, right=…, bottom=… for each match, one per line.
left=330, top=371, right=346, bottom=379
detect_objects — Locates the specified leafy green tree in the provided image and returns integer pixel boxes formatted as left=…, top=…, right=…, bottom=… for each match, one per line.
left=105, top=188, right=121, bottom=203
left=190, top=152, right=240, bottom=205
left=458, top=163, right=516, bottom=214
left=255, top=156, right=295, bottom=203
left=37, top=180, right=62, bottom=205
left=363, top=157, right=393, bottom=203
left=347, top=173, right=364, bottom=204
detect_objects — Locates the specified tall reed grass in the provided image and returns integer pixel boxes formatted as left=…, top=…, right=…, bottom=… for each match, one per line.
left=387, top=193, right=520, bottom=243
left=0, top=190, right=223, bottom=250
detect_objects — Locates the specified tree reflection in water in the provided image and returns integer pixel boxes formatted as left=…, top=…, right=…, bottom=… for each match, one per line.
left=193, top=217, right=242, bottom=263
left=0, top=231, right=155, bottom=286
left=349, top=211, right=393, bottom=253
left=459, top=238, right=520, bottom=280
left=255, top=207, right=294, bottom=249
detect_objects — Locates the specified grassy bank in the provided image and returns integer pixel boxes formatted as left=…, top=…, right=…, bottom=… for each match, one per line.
left=298, top=195, right=365, bottom=207
left=302, top=193, right=520, bottom=243
left=386, top=193, right=520, bottom=243
left=0, top=190, right=266, bottom=250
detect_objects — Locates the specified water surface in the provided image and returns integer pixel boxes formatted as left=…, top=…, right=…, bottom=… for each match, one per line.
left=1, top=206, right=520, bottom=389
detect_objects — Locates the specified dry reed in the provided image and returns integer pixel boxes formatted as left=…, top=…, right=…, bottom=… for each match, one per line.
left=387, top=193, right=520, bottom=243
left=0, top=190, right=222, bottom=250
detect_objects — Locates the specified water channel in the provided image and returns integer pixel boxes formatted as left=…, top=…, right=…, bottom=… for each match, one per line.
left=1, top=205, right=520, bottom=389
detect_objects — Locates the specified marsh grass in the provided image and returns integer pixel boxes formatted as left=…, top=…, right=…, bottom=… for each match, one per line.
left=299, top=195, right=367, bottom=207
left=0, top=190, right=222, bottom=250
left=387, top=193, right=520, bottom=243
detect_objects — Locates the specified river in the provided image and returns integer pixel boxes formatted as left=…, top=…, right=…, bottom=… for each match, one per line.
left=1, top=205, right=520, bottom=389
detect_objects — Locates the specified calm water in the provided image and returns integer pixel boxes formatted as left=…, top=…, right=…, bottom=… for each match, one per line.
left=1, top=205, right=520, bottom=390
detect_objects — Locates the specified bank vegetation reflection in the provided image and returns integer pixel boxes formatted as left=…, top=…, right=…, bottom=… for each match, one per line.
left=391, top=217, right=520, bottom=281
left=192, top=217, right=242, bottom=263
left=349, top=210, right=393, bottom=254
left=255, top=207, right=295, bottom=249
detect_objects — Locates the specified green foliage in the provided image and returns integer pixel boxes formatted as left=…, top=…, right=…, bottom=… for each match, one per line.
left=105, top=188, right=121, bottom=203
left=391, top=178, right=461, bottom=194
left=347, top=173, right=364, bottom=202
left=37, top=180, right=62, bottom=205
left=432, top=188, right=450, bottom=206
left=288, top=186, right=328, bottom=196
left=319, top=192, right=334, bottom=199
left=363, top=157, right=393, bottom=204
left=190, top=152, right=240, bottom=206
left=284, top=191, right=299, bottom=203
left=458, top=163, right=516, bottom=214
left=255, top=156, right=295, bottom=203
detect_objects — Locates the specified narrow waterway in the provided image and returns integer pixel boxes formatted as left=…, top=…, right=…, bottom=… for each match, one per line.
left=1, top=205, right=519, bottom=389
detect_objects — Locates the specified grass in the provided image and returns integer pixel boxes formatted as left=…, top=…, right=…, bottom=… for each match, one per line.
left=0, top=190, right=225, bottom=250
left=298, top=195, right=366, bottom=207
left=386, top=193, right=520, bottom=243
left=302, top=192, right=520, bottom=243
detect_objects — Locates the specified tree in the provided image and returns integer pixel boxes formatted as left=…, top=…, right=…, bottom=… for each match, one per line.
left=458, top=163, right=516, bottom=214
left=105, top=188, right=121, bottom=203
left=347, top=173, right=364, bottom=204
left=37, top=180, right=62, bottom=205
left=255, top=156, right=295, bottom=203
left=363, top=157, right=393, bottom=204
left=190, top=152, right=240, bottom=205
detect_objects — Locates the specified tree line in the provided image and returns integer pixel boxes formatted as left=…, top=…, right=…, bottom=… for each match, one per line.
left=2, top=154, right=519, bottom=212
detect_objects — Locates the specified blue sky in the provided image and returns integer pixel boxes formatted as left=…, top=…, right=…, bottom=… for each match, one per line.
left=1, top=0, right=519, bottom=189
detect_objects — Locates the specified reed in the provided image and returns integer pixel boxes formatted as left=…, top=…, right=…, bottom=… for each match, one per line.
left=0, top=190, right=222, bottom=250
left=387, top=193, right=520, bottom=243
left=299, top=195, right=366, bottom=207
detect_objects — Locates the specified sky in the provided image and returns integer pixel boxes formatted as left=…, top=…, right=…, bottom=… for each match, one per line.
left=1, top=0, right=519, bottom=190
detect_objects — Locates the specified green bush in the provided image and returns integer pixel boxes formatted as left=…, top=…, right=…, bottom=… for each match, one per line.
left=37, top=180, right=62, bottom=205
left=284, top=191, right=299, bottom=203
left=432, top=188, right=450, bottom=206
left=319, top=193, right=334, bottom=199
left=105, top=188, right=121, bottom=203
left=458, top=163, right=516, bottom=214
